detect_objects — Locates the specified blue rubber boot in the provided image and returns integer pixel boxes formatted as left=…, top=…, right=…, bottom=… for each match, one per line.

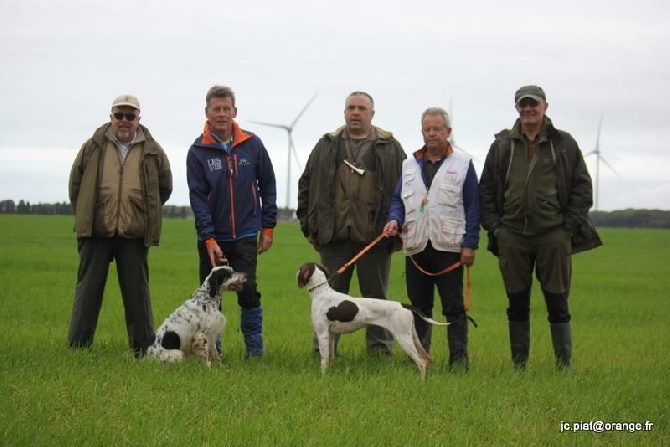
left=241, top=307, right=263, bottom=358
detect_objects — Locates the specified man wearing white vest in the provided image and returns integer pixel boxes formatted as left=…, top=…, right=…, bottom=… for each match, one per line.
left=384, top=107, right=480, bottom=369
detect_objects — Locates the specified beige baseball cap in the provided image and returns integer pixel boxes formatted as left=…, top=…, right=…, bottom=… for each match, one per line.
left=111, top=94, right=141, bottom=111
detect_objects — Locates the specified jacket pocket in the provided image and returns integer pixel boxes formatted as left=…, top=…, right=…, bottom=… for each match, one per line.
left=123, top=191, right=146, bottom=238
left=93, top=189, right=114, bottom=237
left=437, top=184, right=460, bottom=208
left=435, top=216, right=465, bottom=246
left=401, top=215, right=423, bottom=253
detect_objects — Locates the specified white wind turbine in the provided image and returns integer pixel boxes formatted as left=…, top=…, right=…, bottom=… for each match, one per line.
left=585, top=114, right=619, bottom=211
left=249, top=94, right=318, bottom=209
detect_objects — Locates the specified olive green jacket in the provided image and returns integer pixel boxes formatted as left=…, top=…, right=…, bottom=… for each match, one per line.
left=297, top=125, right=406, bottom=245
left=479, top=117, right=602, bottom=255
left=68, top=123, right=173, bottom=246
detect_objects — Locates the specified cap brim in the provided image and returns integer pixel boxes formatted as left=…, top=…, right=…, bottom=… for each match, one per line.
left=516, top=94, right=543, bottom=104
left=113, top=102, right=140, bottom=110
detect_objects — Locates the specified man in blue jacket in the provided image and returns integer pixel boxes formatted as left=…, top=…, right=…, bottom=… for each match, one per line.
left=187, top=85, right=277, bottom=358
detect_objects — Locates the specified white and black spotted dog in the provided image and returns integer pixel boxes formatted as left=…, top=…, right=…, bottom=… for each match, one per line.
left=297, top=262, right=449, bottom=379
left=147, top=265, right=247, bottom=367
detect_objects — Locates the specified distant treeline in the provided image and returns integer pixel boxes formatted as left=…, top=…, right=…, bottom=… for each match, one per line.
left=1, top=199, right=668, bottom=228
left=0, top=200, right=297, bottom=221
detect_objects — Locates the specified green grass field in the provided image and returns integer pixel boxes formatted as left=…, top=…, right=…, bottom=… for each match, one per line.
left=0, top=215, right=667, bottom=446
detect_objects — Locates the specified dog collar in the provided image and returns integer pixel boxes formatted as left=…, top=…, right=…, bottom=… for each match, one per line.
left=308, top=280, right=330, bottom=293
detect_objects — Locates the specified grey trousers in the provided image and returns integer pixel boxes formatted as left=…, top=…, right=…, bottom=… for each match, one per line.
left=316, top=239, right=394, bottom=353
left=68, top=237, right=154, bottom=354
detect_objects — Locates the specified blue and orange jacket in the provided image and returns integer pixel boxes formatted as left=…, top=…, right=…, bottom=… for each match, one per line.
left=187, top=120, right=277, bottom=242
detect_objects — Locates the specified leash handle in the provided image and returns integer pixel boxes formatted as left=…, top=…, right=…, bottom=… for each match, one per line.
left=465, top=265, right=471, bottom=312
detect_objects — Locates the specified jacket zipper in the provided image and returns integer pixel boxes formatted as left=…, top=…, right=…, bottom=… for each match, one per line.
left=227, top=153, right=236, bottom=238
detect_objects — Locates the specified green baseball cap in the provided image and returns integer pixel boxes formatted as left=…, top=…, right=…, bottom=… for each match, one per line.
left=515, top=85, right=546, bottom=103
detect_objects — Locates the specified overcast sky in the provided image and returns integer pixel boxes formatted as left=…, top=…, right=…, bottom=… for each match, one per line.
left=1, top=0, right=669, bottom=211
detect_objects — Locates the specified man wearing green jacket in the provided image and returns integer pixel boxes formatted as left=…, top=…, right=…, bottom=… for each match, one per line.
left=297, top=91, right=406, bottom=355
left=68, top=94, right=173, bottom=356
left=479, top=85, right=601, bottom=370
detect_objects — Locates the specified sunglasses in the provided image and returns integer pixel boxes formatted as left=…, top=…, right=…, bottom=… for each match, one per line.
left=517, top=99, right=540, bottom=108
left=113, top=112, right=138, bottom=121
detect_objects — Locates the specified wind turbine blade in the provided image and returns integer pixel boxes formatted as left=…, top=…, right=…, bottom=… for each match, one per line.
left=290, top=93, right=318, bottom=129
left=289, top=134, right=302, bottom=172
left=584, top=149, right=598, bottom=157
left=247, top=120, right=289, bottom=130
left=595, top=114, right=603, bottom=152
left=599, top=156, right=620, bottom=176
left=449, top=98, right=454, bottom=124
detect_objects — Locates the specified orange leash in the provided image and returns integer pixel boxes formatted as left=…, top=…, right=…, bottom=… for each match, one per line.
left=409, top=255, right=477, bottom=327
left=332, top=232, right=477, bottom=327
left=335, top=231, right=391, bottom=274
left=465, top=265, right=471, bottom=312
left=408, top=255, right=461, bottom=277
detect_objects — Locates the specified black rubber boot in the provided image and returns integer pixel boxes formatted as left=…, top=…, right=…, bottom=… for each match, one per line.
left=550, top=322, right=572, bottom=370
left=447, top=317, right=469, bottom=371
left=413, top=314, right=433, bottom=353
left=509, top=321, right=530, bottom=369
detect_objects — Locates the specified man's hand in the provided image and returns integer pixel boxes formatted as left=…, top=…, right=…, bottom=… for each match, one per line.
left=383, top=220, right=400, bottom=237
left=461, top=247, right=475, bottom=267
left=307, top=236, right=320, bottom=251
left=205, top=238, right=227, bottom=267
left=258, top=228, right=274, bottom=254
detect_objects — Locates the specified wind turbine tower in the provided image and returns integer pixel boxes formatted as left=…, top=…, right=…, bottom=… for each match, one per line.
left=249, top=94, right=318, bottom=209
left=585, top=114, right=619, bottom=211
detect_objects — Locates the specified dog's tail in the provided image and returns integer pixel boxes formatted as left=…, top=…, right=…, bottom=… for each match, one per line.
left=401, top=303, right=450, bottom=326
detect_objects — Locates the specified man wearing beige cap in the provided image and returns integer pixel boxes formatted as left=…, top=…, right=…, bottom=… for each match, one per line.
left=68, top=94, right=173, bottom=356
left=479, top=85, right=601, bottom=370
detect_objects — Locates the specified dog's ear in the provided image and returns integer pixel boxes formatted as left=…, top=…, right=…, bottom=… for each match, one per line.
left=317, top=263, right=330, bottom=276
left=207, top=266, right=232, bottom=295
left=297, top=263, right=314, bottom=289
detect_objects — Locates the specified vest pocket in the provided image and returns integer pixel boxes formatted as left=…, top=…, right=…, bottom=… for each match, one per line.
left=435, top=216, right=465, bottom=246
left=401, top=217, right=423, bottom=253
left=438, top=184, right=460, bottom=207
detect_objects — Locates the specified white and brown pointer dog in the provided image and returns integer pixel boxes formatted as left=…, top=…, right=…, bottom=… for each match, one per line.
left=147, top=265, right=247, bottom=367
left=297, top=262, right=449, bottom=379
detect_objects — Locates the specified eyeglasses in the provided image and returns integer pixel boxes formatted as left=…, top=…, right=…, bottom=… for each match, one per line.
left=113, top=112, right=138, bottom=121
left=517, top=99, right=540, bottom=108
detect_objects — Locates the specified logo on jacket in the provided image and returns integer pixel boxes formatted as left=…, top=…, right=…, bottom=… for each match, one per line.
left=239, top=157, right=251, bottom=167
left=446, top=169, right=458, bottom=183
left=207, top=158, right=223, bottom=172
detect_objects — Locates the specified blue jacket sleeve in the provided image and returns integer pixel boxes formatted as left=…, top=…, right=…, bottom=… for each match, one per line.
left=255, top=140, right=278, bottom=229
left=462, top=161, right=481, bottom=249
left=186, top=145, right=215, bottom=240
left=386, top=177, right=405, bottom=224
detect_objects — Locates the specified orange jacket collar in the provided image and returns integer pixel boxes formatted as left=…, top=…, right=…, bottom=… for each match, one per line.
left=201, top=120, right=251, bottom=147
left=414, top=143, right=454, bottom=160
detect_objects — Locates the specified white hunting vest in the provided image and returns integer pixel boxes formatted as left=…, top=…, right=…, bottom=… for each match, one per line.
left=400, top=153, right=470, bottom=256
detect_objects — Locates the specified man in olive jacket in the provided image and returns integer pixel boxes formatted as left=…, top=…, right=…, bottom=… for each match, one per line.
left=68, top=94, right=172, bottom=356
left=479, top=85, right=601, bottom=370
left=297, top=91, right=406, bottom=354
